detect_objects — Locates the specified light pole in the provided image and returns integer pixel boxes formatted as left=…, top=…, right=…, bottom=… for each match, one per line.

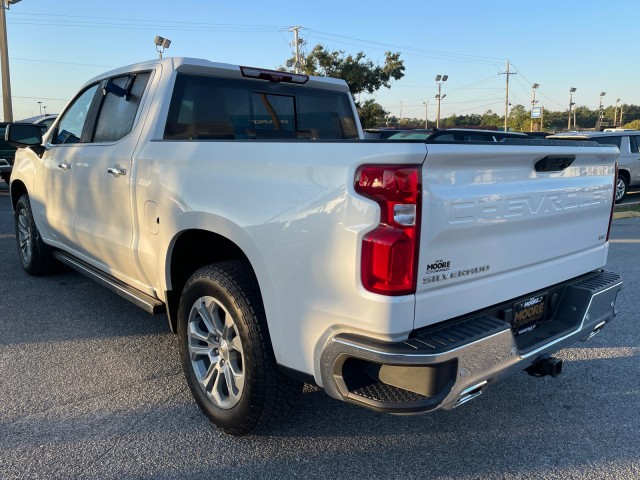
left=614, top=98, right=621, bottom=126
left=154, top=35, right=171, bottom=59
left=423, top=100, right=429, bottom=129
left=435, top=74, right=448, bottom=129
left=597, top=91, right=606, bottom=130
left=568, top=87, right=576, bottom=130
left=42, top=105, right=46, bottom=115
left=0, top=0, right=21, bottom=122
left=37, top=100, right=42, bottom=116
left=530, top=83, right=539, bottom=131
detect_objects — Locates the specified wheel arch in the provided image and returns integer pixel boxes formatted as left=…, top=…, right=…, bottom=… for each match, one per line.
left=10, top=179, right=28, bottom=211
left=618, top=168, right=630, bottom=184
left=164, top=228, right=266, bottom=334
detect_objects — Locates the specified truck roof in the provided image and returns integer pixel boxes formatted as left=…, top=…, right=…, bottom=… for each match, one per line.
left=83, top=57, right=350, bottom=93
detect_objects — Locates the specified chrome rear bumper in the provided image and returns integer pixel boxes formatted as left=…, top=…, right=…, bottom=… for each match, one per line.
left=320, top=270, right=622, bottom=413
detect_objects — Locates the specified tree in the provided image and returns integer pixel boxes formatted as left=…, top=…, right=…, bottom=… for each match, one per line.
left=623, top=119, right=640, bottom=130
left=289, top=45, right=405, bottom=101
left=508, top=105, right=529, bottom=132
left=358, top=99, right=388, bottom=129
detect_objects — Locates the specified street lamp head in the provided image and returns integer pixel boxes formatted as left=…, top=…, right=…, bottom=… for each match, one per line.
left=162, top=38, right=171, bottom=49
left=570, top=87, right=576, bottom=93
left=600, top=91, right=606, bottom=97
left=616, top=98, right=620, bottom=102
left=435, top=75, right=442, bottom=82
left=442, top=75, right=448, bottom=82
left=154, top=35, right=165, bottom=47
left=532, top=83, right=539, bottom=89
left=441, top=94, right=446, bottom=99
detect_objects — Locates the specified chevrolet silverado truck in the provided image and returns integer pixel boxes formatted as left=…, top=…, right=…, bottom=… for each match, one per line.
left=6, top=57, right=623, bottom=436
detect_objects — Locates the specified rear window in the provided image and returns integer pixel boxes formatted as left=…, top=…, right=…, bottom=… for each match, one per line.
left=165, top=74, right=358, bottom=140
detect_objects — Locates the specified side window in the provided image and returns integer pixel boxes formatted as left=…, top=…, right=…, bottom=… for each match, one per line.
left=54, top=84, right=99, bottom=144
left=93, top=72, right=151, bottom=143
left=592, top=136, right=622, bottom=149
left=431, top=133, right=455, bottom=142
left=630, top=136, right=640, bottom=154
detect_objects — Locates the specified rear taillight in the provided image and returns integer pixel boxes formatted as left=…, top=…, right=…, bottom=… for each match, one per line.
left=606, top=161, right=618, bottom=241
left=355, top=164, right=421, bottom=295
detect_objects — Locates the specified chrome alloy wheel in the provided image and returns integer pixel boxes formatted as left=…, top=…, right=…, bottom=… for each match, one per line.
left=615, top=178, right=626, bottom=202
left=17, top=208, right=33, bottom=265
left=187, top=296, right=245, bottom=409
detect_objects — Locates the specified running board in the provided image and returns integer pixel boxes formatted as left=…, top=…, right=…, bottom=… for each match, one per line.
left=52, top=250, right=166, bottom=314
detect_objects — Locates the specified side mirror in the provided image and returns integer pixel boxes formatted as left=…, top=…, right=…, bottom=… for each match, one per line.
left=6, top=123, right=43, bottom=148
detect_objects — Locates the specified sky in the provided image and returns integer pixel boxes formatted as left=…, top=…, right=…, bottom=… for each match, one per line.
left=5, top=0, right=638, bottom=122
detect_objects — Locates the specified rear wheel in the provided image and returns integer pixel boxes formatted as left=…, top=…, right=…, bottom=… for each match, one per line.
left=15, top=194, right=54, bottom=275
left=177, top=261, right=302, bottom=436
left=615, top=174, right=628, bottom=203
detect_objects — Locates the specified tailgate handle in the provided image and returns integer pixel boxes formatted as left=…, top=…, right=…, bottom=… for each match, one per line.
left=535, top=155, right=575, bottom=172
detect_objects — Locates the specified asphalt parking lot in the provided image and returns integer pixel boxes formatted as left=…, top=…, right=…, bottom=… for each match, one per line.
left=1, top=181, right=639, bottom=480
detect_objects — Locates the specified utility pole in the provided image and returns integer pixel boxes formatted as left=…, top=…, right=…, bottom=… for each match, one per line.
left=37, top=100, right=42, bottom=116
left=0, top=0, right=16, bottom=122
left=530, top=83, right=539, bottom=131
left=499, top=60, right=516, bottom=132
left=289, top=26, right=302, bottom=74
left=423, top=100, right=429, bottom=129
left=614, top=98, right=620, bottom=126
left=435, top=74, right=448, bottom=129
left=399, top=100, right=403, bottom=123
left=567, top=87, right=576, bottom=130
left=619, top=104, right=624, bottom=126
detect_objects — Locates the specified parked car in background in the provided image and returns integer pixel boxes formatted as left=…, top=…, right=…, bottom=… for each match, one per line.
left=524, top=131, right=553, bottom=139
left=1, top=115, right=60, bottom=185
left=32, top=114, right=58, bottom=134
left=426, top=128, right=529, bottom=142
left=0, top=122, right=17, bottom=185
left=19, top=114, right=59, bottom=135
left=363, top=128, right=432, bottom=139
left=549, top=130, right=640, bottom=202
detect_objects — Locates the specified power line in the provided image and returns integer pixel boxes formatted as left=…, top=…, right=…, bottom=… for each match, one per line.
left=12, top=57, right=114, bottom=68
left=11, top=13, right=287, bottom=30
left=307, top=28, right=505, bottom=64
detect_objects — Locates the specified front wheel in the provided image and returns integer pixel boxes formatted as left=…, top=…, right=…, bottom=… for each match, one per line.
left=177, top=261, right=302, bottom=436
left=14, top=194, right=54, bottom=275
left=615, top=175, right=628, bottom=204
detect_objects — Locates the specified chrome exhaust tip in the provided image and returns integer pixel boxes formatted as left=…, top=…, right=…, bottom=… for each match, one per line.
left=587, top=320, right=607, bottom=340
left=455, top=380, right=488, bottom=407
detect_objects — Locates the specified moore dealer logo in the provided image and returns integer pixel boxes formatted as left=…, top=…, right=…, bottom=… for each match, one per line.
left=426, top=259, right=450, bottom=273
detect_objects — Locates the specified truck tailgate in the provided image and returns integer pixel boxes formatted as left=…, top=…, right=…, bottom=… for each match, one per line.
left=414, top=141, right=618, bottom=330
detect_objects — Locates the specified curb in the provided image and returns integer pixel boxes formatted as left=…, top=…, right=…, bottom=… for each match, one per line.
left=613, top=211, right=640, bottom=219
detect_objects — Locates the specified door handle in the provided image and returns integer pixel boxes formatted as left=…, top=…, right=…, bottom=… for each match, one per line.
left=57, top=162, right=71, bottom=170
left=107, top=167, right=127, bottom=177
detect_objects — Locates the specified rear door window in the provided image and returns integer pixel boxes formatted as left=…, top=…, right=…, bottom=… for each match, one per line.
left=164, top=74, right=358, bottom=140
left=630, top=136, right=640, bottom=153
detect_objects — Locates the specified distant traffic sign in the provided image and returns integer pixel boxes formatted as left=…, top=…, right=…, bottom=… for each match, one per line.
left=531, top=106, right=542, bottom=119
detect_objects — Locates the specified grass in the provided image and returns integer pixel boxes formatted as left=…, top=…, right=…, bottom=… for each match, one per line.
left=613, top=202, right=640, bottom=218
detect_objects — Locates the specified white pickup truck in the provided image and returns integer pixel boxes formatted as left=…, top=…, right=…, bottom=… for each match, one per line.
left=7, top=57, right=622, bottom=436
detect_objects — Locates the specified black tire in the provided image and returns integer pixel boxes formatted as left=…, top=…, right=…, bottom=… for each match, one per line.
left=615, top=174, right=628, bottom=204
left=14, top=194, right=54, bottom=275
left=177, top=260, right=302, bottom=436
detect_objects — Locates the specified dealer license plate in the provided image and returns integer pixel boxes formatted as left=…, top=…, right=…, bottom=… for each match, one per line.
left=512, top=293, right=547, bottom=335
